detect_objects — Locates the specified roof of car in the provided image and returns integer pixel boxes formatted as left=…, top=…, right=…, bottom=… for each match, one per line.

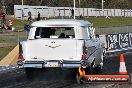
left=31, top=19, right=92, bottom=27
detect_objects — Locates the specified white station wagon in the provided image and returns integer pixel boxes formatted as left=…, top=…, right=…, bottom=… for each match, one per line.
left=18, top=19, right=104, bottom=75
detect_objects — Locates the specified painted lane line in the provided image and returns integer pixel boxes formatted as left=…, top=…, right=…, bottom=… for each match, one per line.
left=0, top=65, right=18, bottom=71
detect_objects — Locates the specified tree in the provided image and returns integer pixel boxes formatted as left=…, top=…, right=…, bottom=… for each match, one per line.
left=2, top=0, right=132, bottom=15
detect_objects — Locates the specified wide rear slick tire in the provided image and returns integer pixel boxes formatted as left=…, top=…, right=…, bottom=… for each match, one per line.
left=25, top=68, right=34, bottom=80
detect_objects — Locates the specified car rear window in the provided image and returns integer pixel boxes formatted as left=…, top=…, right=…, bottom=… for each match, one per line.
left=34, top=27, right=75, bottom=39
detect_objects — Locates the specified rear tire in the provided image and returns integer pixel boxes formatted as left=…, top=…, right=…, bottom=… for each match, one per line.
left=25, top=68, right=34, bottom=80
left=76, top=70, right=86, bottom=84
left=76, top=75, right=86, bottom=84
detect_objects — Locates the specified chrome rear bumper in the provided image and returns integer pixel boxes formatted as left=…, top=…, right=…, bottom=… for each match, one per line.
left=17, top=60, right=81, bottom=68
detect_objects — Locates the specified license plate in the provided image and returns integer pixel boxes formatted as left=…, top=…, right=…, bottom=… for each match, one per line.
left=47, top=62, right=59, bottom=67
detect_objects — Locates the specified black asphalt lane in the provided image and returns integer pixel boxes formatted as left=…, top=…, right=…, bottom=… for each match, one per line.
left=103, top=53, right=132, bottom=74
left=28, top=68, right=78, bottom=81
left=124, top=53, right=132, bottom=74
left=0, top=53, right=132, bottom=88
left=103, top=55, right=120, bottom=74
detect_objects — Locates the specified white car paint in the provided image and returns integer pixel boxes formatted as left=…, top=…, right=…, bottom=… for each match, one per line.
left=18, top=19, right=104, bottom=69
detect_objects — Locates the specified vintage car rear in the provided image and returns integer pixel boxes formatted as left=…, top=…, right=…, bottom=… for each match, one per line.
left=18, top=19, right=104, bottom=74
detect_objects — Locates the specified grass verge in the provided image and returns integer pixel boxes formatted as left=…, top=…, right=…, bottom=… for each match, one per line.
left=0, top=46, right=14, bottom=61
left=5, top=17, right=132, bottom=30
left=85, top=17, right=132, bottom=28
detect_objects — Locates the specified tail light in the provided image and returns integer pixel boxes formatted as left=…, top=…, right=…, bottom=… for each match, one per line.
left=17, top=53, right=24, bottom=66
left=81, top=42, right=88, bottom=67
left=18, top=53, right=24, bottom=60
left=81, top=53, right=88, bottom=67
left=82, top=54, right=87, bottom=59
left=82, top=42, right=87, bottom=59
left=18, top=43, right=24, bottom=60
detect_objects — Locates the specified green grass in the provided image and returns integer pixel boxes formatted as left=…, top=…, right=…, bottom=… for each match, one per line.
left=85, top=17, right=132, bottom=28
left=8, top=17, right=132, bottom=30
left=0, top=32, right=27, bottom=43
left=12, top=19, right=28, bottom=30
left=0, top=47, right=14, bottom=61
left=0, top=32, right=27, bottom=61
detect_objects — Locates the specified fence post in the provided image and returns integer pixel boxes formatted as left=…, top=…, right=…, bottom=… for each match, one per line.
left=130, top=9, right=132, bottom=17
left=87, top=8, right=88, bottom=17
left=83, top=8, right=84, bottom=16
left=124, top=9, right=125, bottom=17
left=114, top=9, right=115, bottom=17
left=64, top=8, right=65, bottom=17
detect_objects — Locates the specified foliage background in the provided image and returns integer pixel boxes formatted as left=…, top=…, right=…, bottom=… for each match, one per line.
left=0, top=0, right=132, bottom=15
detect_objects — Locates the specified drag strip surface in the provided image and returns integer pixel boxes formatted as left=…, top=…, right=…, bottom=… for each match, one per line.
left=0, top=53, right=132, bottom=88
